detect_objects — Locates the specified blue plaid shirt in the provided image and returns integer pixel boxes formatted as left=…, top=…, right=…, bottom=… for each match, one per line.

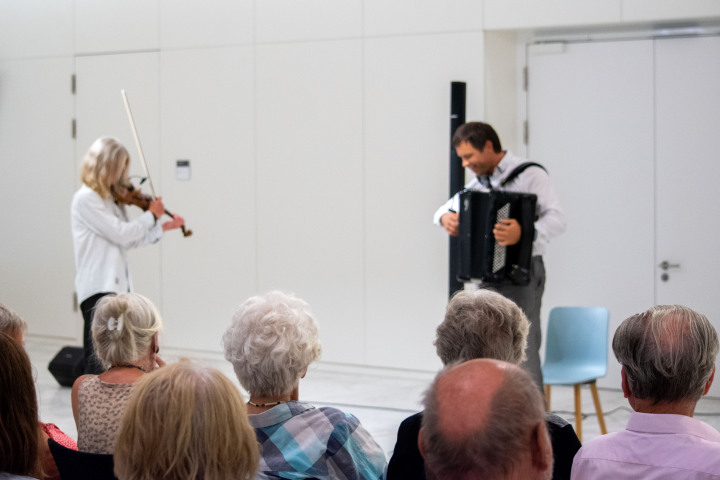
left=250, top=401, right=387, bottom=480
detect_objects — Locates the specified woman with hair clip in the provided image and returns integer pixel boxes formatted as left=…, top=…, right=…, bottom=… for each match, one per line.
left=0, top=333, right=43, bottom=480
left=71, top=292, right=164, bottom=454
left=71, top=137, right=184, bottom=374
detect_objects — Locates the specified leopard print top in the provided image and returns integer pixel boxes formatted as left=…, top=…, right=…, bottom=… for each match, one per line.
left=76, top=375, right=135, bottom=454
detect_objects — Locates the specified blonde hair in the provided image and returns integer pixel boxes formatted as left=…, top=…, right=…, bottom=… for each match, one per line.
left=114, top=360, right=259, bottom=480
left=91, top=293, right=162, bottom=369
left=80, top=137, right=130, bottom=199
left=0, top=303, right=27, bottom=342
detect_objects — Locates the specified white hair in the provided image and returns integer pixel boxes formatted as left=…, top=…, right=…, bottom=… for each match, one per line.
left=222, top=291, right=322, bottom=397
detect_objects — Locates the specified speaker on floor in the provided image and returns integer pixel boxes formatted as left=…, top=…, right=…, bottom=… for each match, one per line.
left=48, top=346, right=84, bottom=387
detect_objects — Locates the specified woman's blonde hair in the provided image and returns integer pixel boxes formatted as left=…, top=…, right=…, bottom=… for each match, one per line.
left=91, top=293, right=162, bottom=369
left=114, top=360, right=259, bottom=480
left=80, top=137, right=130, bottom=199
left=0, top=303, right=27, bottom=342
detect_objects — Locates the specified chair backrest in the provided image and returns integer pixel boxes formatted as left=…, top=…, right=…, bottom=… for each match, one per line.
left=48, top=438, right=118, bottom=480
left=544, top=306, right=609, bottom=375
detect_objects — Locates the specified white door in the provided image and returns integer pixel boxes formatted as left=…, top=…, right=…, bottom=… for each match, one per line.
left=75, top=53, right=162, bottom=306
left=527, top=39, right=656, bottom=390
left=528, top=35, right=720, bottom=395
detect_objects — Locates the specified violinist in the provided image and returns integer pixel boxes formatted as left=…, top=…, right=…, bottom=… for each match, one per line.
left=70, top=137, right=184, bottom=374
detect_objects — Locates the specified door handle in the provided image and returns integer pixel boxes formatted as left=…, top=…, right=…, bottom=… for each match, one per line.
left=659, top=261, right=681, bottom=270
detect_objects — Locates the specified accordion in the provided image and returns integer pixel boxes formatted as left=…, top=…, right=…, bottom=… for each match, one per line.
left=457, top=190, right=537, bottom=285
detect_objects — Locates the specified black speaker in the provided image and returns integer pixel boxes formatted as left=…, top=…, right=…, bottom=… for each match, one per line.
left=48, top=346, right=84, bottom=387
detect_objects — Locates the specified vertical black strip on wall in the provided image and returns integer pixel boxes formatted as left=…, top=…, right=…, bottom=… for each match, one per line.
left=449, top=82, right=466, bottom=298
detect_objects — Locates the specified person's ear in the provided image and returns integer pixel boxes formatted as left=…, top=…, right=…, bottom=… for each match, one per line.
left=530, top=423, right=552, bottom=472
left=704, top=367, right=716, bottom=396
left=621, top=367, right=632, bottom=398
left=418, top=427, right=427, bottom=459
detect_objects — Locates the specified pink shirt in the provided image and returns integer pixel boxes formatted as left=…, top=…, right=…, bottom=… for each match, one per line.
left=571, top=411, right=720, bottom=479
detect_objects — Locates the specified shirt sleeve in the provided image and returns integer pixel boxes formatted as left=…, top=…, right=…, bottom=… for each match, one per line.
left=327, top=413, right=387, bottom=480
left=522, top=167, right=566, bottom=253
left=74, top=190, right=163, bottom=249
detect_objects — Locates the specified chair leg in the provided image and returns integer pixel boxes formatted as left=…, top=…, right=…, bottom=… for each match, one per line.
left=544, top=385, right=551, bottom=411
left=574, top=383, right=582, bottom=443
left=590, top=381, right=607, bottom=435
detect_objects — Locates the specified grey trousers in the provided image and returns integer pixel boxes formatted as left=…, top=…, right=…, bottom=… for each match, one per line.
left=483, top=256, right=546, bottom=390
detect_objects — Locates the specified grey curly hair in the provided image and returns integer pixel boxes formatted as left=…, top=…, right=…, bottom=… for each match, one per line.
left=91, top=293, right=162, bottom=369
left=222, top=291, right=322, bottom=397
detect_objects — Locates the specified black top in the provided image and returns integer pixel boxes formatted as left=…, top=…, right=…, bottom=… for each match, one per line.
left=386, top=411, right=581, bottom=480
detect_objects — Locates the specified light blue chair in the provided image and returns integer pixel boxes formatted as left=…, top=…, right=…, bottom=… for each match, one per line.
left=542, top=306, right=609, bottom=442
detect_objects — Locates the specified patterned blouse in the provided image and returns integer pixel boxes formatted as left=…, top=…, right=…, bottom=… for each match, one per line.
left=250, top=401, right=387, bottom=479
left=76, top=375, right=135, bottom=454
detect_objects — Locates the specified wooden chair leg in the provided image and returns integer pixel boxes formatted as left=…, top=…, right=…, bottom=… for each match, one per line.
left=590, top=381, right=607, bottom=435
left=544, top=385, right=551, bottom=411
left=574, top=383, right=582, bottom=443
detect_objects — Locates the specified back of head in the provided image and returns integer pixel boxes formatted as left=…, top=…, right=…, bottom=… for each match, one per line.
left=0, top=303, right=27, bottom=343
left=0, top=333, right=41, bottom=478
left=81, top=137, right=129, bottom=199
left=435, top=289, right=529, bottom=366
left=421, top=359, right=549, bottom=480
left=91, top=293, right=162, bottom=369
left=222, top=291, right=322, bottom=397
left=613, top=304, right=719, bottom=404
left=451, top=122, right=502, bottom=153
left=114, top=360, right=259, bottom=480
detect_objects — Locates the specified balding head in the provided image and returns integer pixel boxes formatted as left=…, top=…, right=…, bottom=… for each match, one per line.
left=419, top=359, right=552, bottom=480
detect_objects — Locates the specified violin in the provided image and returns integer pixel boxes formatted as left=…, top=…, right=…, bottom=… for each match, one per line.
left=111, top=182, right=193, bottom=237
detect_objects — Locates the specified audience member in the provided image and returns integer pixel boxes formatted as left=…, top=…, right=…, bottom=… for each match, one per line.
left=0, top=304, right=76, bottom=480
left=420, top=359, right=553, bottom=480
left=0, top=333, right=43, bottom=480
left=222, top=291, right=387, bottom=479
left=571, top=304, right=720, bottom=479
left=114, top=360, right=259, bottom=480
left=71, top=293, right=164, bottom=454
left=387, top=289, right=580, bottom=480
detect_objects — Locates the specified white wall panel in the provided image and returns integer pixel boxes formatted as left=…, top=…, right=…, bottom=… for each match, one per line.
left=256, top=40, right=364, bottom=364
left=0, top=58, right=76, bottom=338
left=484, top=0, right=621, bottom=30
left=256, top=0, right=361, bottom=43
left=0, top=0, right=73, bottom=60
left=75, top=53, right=163, bottom=310
left=364, top=0, right=482, bottom=37
left=364, top=32, right=484, bottom=371
left=75, top=0, right=160, bottom=54
left=160, top=0, right=254, bottom=49
left=623, top=0, right=720, bottom=22
left=160, top=47, right=256, bottom=352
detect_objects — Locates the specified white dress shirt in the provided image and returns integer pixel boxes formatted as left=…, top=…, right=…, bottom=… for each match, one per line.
left=433, top=151, right=565, bottom=257
left=71, top=184, right=162, bottom=304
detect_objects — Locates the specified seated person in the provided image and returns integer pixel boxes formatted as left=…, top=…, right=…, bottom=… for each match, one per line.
left=71, top=293, right=164, bottom=454
left=222, top=291, right=387, bottom=479
left=0, top=333, right=43, bottom=480
left=387, top=289, right=580, bottom=480
left=571, top=305, right=720, bottom=479
left=420, top=359, right=554, bottom=480
left=1, top=304, right=76, bottom=480
left=114, top=360, right=259, bottom=480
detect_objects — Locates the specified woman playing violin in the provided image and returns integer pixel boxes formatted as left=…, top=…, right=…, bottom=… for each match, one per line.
left=71, top=137, right=184, bottom=374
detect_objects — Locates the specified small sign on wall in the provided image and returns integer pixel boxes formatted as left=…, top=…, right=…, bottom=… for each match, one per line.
left=176, top=159, right=191, bottom=181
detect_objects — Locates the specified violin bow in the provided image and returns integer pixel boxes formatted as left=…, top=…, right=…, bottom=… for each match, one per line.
left=120, top=89, right=157, bottom=198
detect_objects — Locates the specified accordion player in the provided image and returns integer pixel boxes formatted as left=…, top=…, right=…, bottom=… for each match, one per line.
left=457, top=189, right=537, bottom=285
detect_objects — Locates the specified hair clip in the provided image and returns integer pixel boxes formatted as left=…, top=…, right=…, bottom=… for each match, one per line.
left=107, top=315, right=124, bottom=333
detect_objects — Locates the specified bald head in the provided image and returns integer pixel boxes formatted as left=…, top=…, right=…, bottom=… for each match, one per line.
left=420, top=359, right=552, bottom=480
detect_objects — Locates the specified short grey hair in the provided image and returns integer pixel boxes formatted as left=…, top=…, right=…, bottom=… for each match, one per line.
left=0, top=303, right=27, bottom=340
left=91, top=293, right=163, bottom=369
left=222, top=291, right=322, bottom=397
left=613, top=304, right=719, bottom=404
left=435, top=289, right=529, bottom=366
left=422, top=362, right=546, bottom=478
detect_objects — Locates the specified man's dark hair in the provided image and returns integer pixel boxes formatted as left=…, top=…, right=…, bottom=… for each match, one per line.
left=451, top=122, right=502, bottom=153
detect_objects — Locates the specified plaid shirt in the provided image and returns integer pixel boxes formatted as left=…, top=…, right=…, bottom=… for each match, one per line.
left=250, top=401, right=387, bottom=480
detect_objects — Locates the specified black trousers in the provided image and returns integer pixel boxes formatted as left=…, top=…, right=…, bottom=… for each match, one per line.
left=80, top=292, right=112, bottom=374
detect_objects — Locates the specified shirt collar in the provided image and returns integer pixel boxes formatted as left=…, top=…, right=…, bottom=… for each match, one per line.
left=627, top=411, right=720, bottom=442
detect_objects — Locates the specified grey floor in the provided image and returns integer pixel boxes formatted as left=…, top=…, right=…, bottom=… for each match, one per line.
left=30, top=336, right=720, bottom=460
